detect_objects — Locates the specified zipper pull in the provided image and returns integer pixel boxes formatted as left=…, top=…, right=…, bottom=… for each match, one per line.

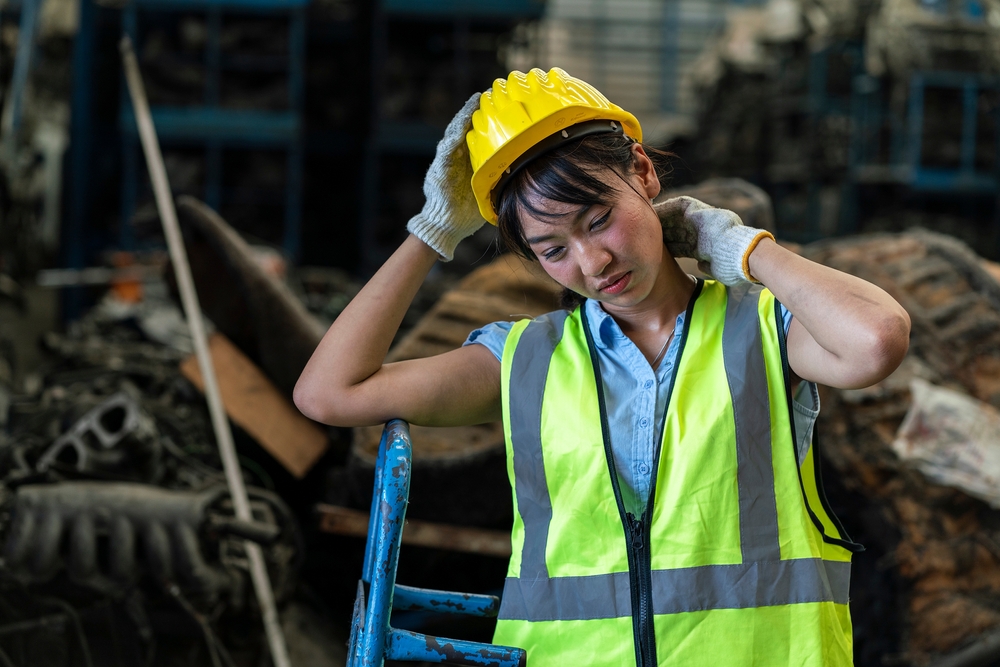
left=627, top=513, right=644, bottom=550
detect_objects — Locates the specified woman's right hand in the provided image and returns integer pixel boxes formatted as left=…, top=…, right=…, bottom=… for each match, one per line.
left=406, top=93, right=486, bottom=261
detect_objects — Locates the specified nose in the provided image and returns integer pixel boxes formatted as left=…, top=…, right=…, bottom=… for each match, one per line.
left=577, top=240, right=612, bottom=277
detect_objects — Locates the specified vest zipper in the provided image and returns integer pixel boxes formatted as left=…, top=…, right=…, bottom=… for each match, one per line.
left=580, top=282, right=702, bottom=667
left=626, top=512, right=656, bottom=666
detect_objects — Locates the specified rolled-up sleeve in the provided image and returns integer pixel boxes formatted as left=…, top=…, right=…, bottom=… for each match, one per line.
left=463, top=321, right=515, bottom=362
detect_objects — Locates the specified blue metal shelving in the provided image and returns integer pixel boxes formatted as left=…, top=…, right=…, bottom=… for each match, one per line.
left=0, top=0, right=42, bottom=152
left=766, top=41, right=863, bottom=242
left=844, top=69, right=1000, bottom=233
left=359, top=0, right=545, bottom=272
left=382, top=0, right=543, bottom=18
left=118, top=0, right=308, bottom=260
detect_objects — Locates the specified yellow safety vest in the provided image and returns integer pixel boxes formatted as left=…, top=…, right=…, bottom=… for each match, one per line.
left=495, top=280, right=860, bottom=667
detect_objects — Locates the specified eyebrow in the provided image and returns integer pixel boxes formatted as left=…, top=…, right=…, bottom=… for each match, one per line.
left=524, top=205, right=593, bottom=245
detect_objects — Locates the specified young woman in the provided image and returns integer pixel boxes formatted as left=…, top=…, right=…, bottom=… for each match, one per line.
left=295, top=68, right=910, bottom=666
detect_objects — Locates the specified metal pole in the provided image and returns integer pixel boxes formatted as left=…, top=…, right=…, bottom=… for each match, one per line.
left=118, top=35, right=291, bottom=667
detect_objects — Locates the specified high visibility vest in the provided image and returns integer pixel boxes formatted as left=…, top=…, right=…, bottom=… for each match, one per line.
left=495, top=280, right=860, bottom=667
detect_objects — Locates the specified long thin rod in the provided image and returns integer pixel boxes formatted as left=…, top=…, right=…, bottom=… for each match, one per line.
left=119, top=36, right=291, bottom=667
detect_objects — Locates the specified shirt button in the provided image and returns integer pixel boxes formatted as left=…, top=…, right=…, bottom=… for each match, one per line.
left=639, top=418, right=648, bottom=428
left=643, top=380, right=653, bottom=389
left=638, top=463, right=650, bottom=475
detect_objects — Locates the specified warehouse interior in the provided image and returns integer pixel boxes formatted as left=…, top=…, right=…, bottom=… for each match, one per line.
left=2, top=0, right=1000, bottom=665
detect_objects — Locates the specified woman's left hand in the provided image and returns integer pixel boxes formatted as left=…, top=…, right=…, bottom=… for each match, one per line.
left=655, top=196, right=774, bottom=285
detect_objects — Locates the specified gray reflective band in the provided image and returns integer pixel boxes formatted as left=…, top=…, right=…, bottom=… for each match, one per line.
left=723, top=284, right=781, bottom=562
left=499, top=559, right=850, bottom=622
left=508, top=312, right=570, bottom=580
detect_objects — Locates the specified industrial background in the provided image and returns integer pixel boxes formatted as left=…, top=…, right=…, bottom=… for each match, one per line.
left=2, top=0, right=1000, bottom=665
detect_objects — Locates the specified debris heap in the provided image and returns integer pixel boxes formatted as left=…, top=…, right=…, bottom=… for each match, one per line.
left=803, top=228, right=1000, bottom=663
left=0, top=251, right=306, bottom=665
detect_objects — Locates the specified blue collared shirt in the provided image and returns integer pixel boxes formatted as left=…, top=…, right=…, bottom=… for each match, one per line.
left=464, top=294, right=819, bottom=516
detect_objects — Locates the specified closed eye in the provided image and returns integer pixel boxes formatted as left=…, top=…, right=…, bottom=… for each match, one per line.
left=542, top=246, right=565, bottom=260
left=590, top=209, right=612, bottom=231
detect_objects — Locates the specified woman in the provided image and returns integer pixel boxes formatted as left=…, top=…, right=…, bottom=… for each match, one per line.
left=295, top=68, right=910, bottom=666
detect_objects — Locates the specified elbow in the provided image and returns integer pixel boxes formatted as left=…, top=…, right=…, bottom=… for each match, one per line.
left=293, top=376, right=334, bottom=424
left=859, top=308, right=911, bottom=386
left=293, top=375, right=365, bottom=427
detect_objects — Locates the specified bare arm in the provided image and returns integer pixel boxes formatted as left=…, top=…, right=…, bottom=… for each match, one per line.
left=293, top=235, right=501, bottom=427
left=747, top=238, right=910, bottom=389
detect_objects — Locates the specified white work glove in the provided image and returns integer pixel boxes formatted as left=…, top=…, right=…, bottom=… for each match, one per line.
left=406, top=93, right=485, bottom=261
left=656, top=196, right=775, bottom=285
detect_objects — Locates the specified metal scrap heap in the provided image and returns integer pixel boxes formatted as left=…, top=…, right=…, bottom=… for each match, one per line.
left=0, top=294, right=302, bottom=665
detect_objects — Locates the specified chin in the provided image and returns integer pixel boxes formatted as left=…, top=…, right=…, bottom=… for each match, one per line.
left=597, top=291, right=647, bottom=309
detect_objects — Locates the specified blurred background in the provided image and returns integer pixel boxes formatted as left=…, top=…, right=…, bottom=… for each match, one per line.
left=2, top=0, right=1000, bottom=665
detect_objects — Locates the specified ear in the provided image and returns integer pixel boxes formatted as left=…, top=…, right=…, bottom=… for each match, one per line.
left=630, top=143, right=661, bottom=200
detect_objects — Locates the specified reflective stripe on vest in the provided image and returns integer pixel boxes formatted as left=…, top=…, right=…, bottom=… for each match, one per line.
left=499, top=558, right=850, bottom=621
left=495, top=281, right=855, bottom=665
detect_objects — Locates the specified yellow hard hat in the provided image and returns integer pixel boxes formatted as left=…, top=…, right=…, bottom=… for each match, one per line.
left=467, top=67, right=642, bottom=224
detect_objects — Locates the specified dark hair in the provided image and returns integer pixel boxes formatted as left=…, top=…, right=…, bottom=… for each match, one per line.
left=494, top=132, right=673, bottom=308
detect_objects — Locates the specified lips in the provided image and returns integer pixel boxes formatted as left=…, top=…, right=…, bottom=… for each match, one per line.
left=599, top=272, right=631, bottom=294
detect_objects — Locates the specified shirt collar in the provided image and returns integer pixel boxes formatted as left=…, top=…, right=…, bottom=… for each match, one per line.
left=583, top=298, right=622, bottom=349
left=582, top=283, right=697, bottom=351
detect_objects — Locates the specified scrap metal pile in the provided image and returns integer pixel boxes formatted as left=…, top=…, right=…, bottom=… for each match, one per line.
left=682, top=0, right=872, bottom=183
left=0, top=274, right=303, bottom=665
left=866, top=0, right=1000, bottom=79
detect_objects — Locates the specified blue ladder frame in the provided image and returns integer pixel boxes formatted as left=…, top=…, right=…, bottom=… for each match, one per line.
left=348, top=420, right=526, bottom=667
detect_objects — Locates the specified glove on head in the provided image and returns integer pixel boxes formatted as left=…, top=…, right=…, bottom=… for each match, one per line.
left=656, top=195, right=774, bottom=286
left=406, top=93, right=486, bottom=261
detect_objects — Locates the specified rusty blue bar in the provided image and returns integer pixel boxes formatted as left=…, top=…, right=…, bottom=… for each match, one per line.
left=362, top=426, right=389, bottom=584
left=347, top=580, right=365, bottom=665
left=387, top=628, right=526, bottom=667
left=392, top=584, right=500, bottom=617
left=358, top=420, right=411, bottom=665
